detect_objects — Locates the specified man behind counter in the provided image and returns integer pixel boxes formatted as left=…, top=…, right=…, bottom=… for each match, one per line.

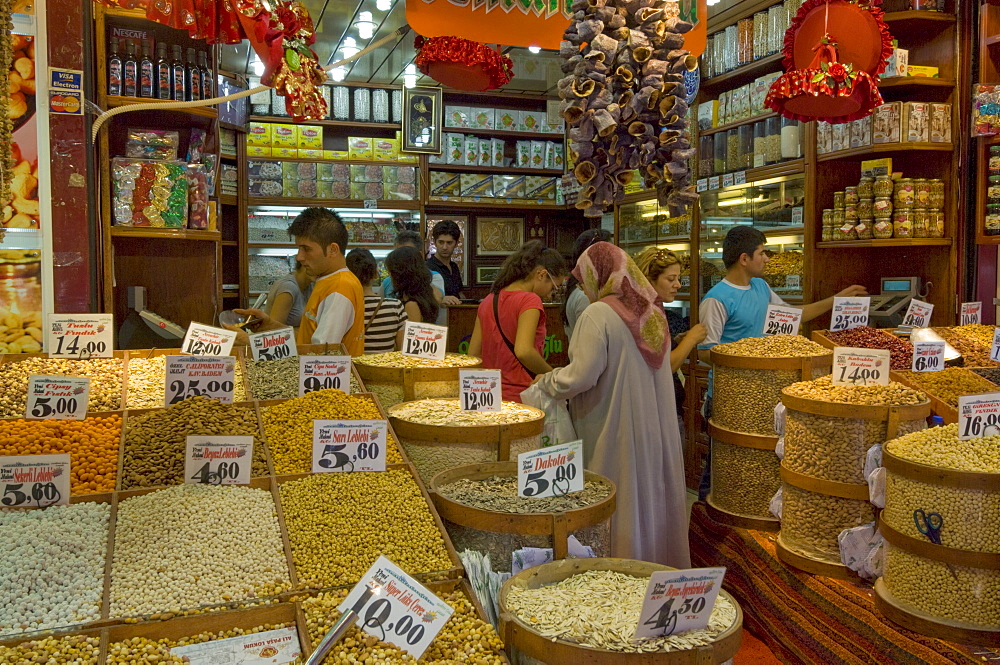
left=426, top=220, right=465, bottom=305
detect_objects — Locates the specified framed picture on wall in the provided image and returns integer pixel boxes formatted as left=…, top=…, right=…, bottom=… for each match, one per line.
left=476, top=217, right=524, bottom=256
left=476, top=265, right=502, bottom=285
left=401, top=86, right=443, bottom=154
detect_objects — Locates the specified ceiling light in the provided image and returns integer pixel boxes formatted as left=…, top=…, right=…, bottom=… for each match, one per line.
left=356, top=11, right=376, bottom=40
left=329, top=66, right=346, bottom=81
left=404, top=74, right=417, bottom=88
left=341, top=37, right=359, bottom=59
left=376, top=0, right=392, bottom=9
left=251, top=55, right=265, bottom=77
left=528, top=46, right=540, bottom=53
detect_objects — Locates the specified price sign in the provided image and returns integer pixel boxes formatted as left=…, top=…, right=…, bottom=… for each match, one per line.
left=363, top=199, right=378, bottom=209
left=46, top=314, right=113, bottom=358
left=184, top=436, right=253, bottom=485
left=721, top=173, right=734, bottom=187
left=171, top=626, right=301, bottom=664
left=312, top=420, right=388, bottom=473
left=791, top=207, right=804, bottom=225
left=832, top=347, right=890, bottom=386
left=25, top=375, right=89, bottom=420
left=696, top=179, right=708, bottom=193
left=992, top=327, right=1000, bottom=363
left=958, top=393, right=1000, bottom=440
left=901, top=299, right=934, bottom=328
left=0, top=454, right=70, bottom=508
left=181, top=322, right=237, bottom=356
left=165, top=356, right=237, bottom=406
left=762, top=305, right=802, bottom=337
left=517, top=440, right=584, bottom=498
left=338, top=556, right=454, bottom=660
left=912, top=341, right=945, bottom=373
left=299, top=356, right=351, bottom=395
left=460, top=370, right=501, bottom=412
left=734, top=170, right=746, bottom=186
left=708, top=176, right=720, bottom=190
left=830, top=297, right=871, bottom=332
left=960, top=302, right=982, bottom=326
left=401, top=321, right=447, bottom=361
left=786, top=274, right=801, bottom=290
left=634, top=568, right=726, bottom=640
left=249, top=327, right=298, bottom=362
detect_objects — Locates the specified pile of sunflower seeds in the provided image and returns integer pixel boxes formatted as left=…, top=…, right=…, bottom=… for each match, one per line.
left=438, top=476, right=612, bottom=514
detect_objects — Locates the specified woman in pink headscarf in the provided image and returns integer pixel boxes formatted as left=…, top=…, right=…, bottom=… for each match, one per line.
left=534, top=242, right=690, bottom=568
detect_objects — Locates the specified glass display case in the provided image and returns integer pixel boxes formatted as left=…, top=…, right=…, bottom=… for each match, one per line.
left=699, top=174, right=806, bottom=304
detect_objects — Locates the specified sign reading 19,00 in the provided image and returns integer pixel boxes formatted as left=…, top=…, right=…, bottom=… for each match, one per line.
left=401, top=321, right=447, bottom=361
left=165, top=356, right=237, bottom=406
left=47, top=314, right=114, bottom=358
left=181, top=322, right=237, bottom=357
left=0, top=454, right=71, bottom=508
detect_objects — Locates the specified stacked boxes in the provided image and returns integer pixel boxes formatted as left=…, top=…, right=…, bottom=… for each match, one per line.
left=249, top=160, right=418, bottom=201
left=429, top=170, right=557, bottom=204
left=444, top=107, right=564, bottom=134
left=817, top=102, right=951, bottom=155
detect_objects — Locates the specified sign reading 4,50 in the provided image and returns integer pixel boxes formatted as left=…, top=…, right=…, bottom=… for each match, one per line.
left=633, top=568, right=726, bottom=641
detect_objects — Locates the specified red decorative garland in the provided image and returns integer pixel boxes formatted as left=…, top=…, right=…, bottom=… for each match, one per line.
left=414, top=35, right=514, bottom=90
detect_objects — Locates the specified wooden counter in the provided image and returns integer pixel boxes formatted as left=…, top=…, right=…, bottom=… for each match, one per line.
left=446, top=303, right=570, bottom=367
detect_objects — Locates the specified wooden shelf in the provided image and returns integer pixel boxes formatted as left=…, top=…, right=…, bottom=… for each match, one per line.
left=102, top=5, right=148, bottom=19
left=986, top=34, right=1000, bottom=47
left=701, top=53, right=784, bottom=94
left=816, top=238, right=952, bottom=248
left=429, top=163, right=564, bottom=176
left=248, top=243, right=297, bottom=249
left=453, top=125, right=564, bottom=140
left=110, top=227, right=221, bottom=241
left=699, top=111, right=779, bottom=137
left=817, top=143, right=953, bottom=162
left=219, top=194, right=238, bottom=206
left=426, top=199, right=565, bottom=211
left=106, top=96, right=219, bottom=119
left=261, top=155, right=418, bottom=166
left=220, top=153, right=238, bottom=161
left=701, top=159, right=807, bottom=189
left=883, top=10, right=956, bottom=24
left=877, top=77, right=955, bottom=89
left=621, top=235, right=693, bottom=246
left=249, top=116, right=400, bottom=130
left=708, top=0, right=781, bottom=32
left=222, top=240, right=239, bottom=247
left=248, top=197, right=422, bottom=210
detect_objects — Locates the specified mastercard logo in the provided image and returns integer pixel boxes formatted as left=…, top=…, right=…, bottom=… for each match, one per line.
left=50, top=94, right=81, bottom=113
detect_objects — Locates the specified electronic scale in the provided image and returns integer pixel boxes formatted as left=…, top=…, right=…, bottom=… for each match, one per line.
left=869, top=276, right=923, bottom=328
left=118, top=286, right=185, bottom=349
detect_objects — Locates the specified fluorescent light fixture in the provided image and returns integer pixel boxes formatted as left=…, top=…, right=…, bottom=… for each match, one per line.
left=716, top=196, right=765, bottom=207
left=341, top=37, right=359, bottom=59
left=766, top=235, right=804, bottom=245
left=528, top=46, right=540, bottom=53
left=356, top=11, right=376, bottom=40
left=404, top=63, right=417, bottom=88
left=376, top=0, right=392, bottom=9
left=329, top=66, right=346, bottom=81
left=657, top=243, right=690, bottom=252
left=251, top=54, right=265, bottom=77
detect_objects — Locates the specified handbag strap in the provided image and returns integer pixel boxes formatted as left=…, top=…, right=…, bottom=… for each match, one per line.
left=363, top=295, right=386, bottom=335
left=493, top=291, right=537, bottom=379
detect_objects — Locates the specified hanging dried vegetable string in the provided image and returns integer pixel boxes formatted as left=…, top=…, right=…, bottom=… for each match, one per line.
left=0, top=0, right=14, bottom=243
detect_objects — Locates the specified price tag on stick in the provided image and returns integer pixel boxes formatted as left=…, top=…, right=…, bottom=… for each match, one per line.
left=517, top=440, right=585, bottom=498
left=47, top=314, right=113, bottom=358
left=401, top=321, right=447, bottom=361
left=911, top=341, right=945, bottom=372
left=181, top=322, right=237, bottom=356
left=763, top=305, right=802, bottom=337
left=958, top=393, right=1000, bottom=440
left=901, top=299, right=934, bottom=328
left=991, top=327, right=1000, bottom=363
left=184, top=436, right=253, bottom=485
left=634, top=567, right=726, bottom=640
left=832, top=347, right=890, bottom=386
left=312, top=420, right=388, bottom=473
left=299, top=356, right=351, bottom=396
left=249, top=327, right=298, bottom=362
left=338, top=556, right=455, bottom=660
left=460, top=370, right=501, bottom=412
left=0, top=454, right=70, bottom=508
left=165, top=356, right=237, bottom=406
left=960, top=302, right=982, bottom=326
left=830, top=297, right=871, bottom=332
left=25, top=375, right=90, bottom=420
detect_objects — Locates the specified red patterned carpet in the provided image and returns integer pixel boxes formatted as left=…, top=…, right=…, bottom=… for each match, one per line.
left=689, top=502, right=1000, bottom=664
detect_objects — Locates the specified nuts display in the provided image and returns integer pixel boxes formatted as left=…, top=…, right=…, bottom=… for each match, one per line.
left=762, top=251, right=804, bottom=289
left=354, top=352, right=481, bottom=407
left=125, top=355, right=248, bottom=409
left=121, top=397, right=268, bottom=489
left=894, top=367, right=999, bottom=407
left=780, top=484, right=874, bottom=558
left=109, top=484, right=291, bottom=618
left=279, top=471, right=455, bottom=588
left=354, top=352, right=481, bottom=369
left=711, top=440, right=779, bottom=517
left=949, top=323, right=997, bottom=350
left=246, top=355, right=361, bottom=401
left=389, top=399, right=543, bottom=427
left=824, top=326, right=913, bottom=370
left=261, top=390, right=403, bottom=474
left=504, top=569, right=738, bottom=653
left=0, top=357, right=123, bottom=417
left=0, top=635, right=101, bottom=665
left=931, top=327, right=1000, bottom=368
left=713, top=335, right=829, bottom=358
left=438, top=475, right=612, bottom=514
left=0, top=502, right=109, bottom=637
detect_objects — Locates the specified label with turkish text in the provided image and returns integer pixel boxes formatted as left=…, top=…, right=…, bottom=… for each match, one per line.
left=401, top=321, right=447, bottom=361
left=960, top=302, right=982, bottom=326
left=634, top=568, right=726, bottom=640
left=0, top=454, right=70, bottom=508
left=312, top=420, right=388, bottom=473
left=47, top=314, right=113, bottom=358
left=832, top=347, right=890, bottom=386
left=958, top=393, right=1000, bottom=440
left=165, top=356, right=237, bottom=405
left=517, top=440, right=584, bottom=498
left=249, top=327, right=298, bottom=361
left=830, top=297, right=870, bottom=332
left=911, top=341, right=945, bottom=373
left=170, top=626, right=300, bottom=664
left=299, top=356, right=352, bottom=395
left=901, top=299, right=933, bottom=328
left=26, top=375, right=90, bottom=420
left=763, top=305, right=802, bottom=337
left=181, top=322, right=237, bottom=356
left=184, top=436, right=253, bottom=485
left=460, top=370, right=501, bottom=412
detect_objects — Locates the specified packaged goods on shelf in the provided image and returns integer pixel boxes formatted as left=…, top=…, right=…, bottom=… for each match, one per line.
left=907, top=65, right=939, bottom=78
left=883, top=46, right=908, bottom=78
left=497, top=109, right=517, bottom=131
left=464, top=135, right=479, bottom=166
left=519, top=110, right=543, bottom=133
left=471, top=107, right=495, bottom=130
left=445, top=132, right=464, bottom=164
left=246, top=145, right=271, bottom=157
left=247, top=121, right=270, bottom=146
left=125, top=129, right=179, bottom=161
left=460, top=173, right=493, bottom=199
left=270, top=123, right=296, bottom=147
left=903, top=102, right=930, bottom=143
left=698, top=100, right=718, bottom=130
left=323, top=149, right=350, bottom=160
left=248, top=77, right=271, bottom=115
left=347, top=136, right=373, bottom=160
left=930, top=103, right=952, bottom=143
left=248, top=214, right=290, bottom=243
left=478, top=138, right=491, bottom=166
left=873, top=102, right=902, bottom=144
left=271, top=146, right=296, bottom=159
left=445, top=105, right=469, bottom=128
left=832, top=123, right=848, bottom=153
left=430, top=171, right=461, bottom=198
left=515, top=140, right=531, bottom=167
left=525, top=175, right=558, bottom=201
left=974, top=84, right=1000, bottom=136
left=495, top=174, right=526, bottom=199
left=296, top=124, right=322, bottom=149
left=111, top=158, right=188, bottom=227
left=492, top=137, right=505, bottom=166
left=372, top=137, right=397, bottom=161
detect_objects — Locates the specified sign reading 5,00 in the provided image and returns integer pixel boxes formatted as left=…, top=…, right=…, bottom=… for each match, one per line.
left=517, top=440, right=584, bottom=498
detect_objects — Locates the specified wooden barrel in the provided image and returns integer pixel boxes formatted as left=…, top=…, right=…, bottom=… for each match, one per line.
left=352, top=353, right=482, bottom=408
left=874, top=448, right=1000, bottom=645
left=706, top=421, right=780, bottom=531
left=388, top=399, right=545, bottom=485
left=429, top=462, right=617, bottom=564
left=499, top=558, right=743, bottom=664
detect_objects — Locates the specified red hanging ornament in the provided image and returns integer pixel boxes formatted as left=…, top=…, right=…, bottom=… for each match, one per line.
left=414, top=35, right=514, bottom=92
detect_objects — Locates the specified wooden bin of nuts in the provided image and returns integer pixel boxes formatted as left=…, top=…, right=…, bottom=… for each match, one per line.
left=429, top=462, right=617, bottom=568
left=0, top=351, right=127, bottom=418
left=352, top=351, right=482, bottom=408
left=243, top=343, right=366, bottom=400
left=123, top=348, right=250, bottom=409
left=708, top=336, right=832, bottom=530
left=499, top=558, right=743, bottom=664
left=777, top=377, right=930, bottom=577
left=875, top=424, right=1000, bottom=645
left=388, top=399, right=545, bottom=485
left=890, top=367, right=1000, bottom=424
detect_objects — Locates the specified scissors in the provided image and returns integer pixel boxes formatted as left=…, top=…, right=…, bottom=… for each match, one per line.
left=913, top=509, right=943, bottom=545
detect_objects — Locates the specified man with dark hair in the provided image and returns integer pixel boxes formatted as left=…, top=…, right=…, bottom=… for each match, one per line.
left=381, top=231, right=446, bottom=326
left=426, top=220, right=465, bottom=306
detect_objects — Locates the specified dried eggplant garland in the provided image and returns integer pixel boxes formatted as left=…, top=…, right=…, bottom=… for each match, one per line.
left=0, top=0, right=14, bottom=242
left=559, top=0, right=698, bottom=218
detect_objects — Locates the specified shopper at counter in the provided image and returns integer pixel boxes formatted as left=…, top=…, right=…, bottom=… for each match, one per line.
left=426, top=220, right=465, bottom=305
left=468, top=240, right=567, bottom=402
left=347, top=248, right=407, bottom=353
left=562, top=228, right=613, bottom=341
left=264, top=261, right=313, bottom=329
left=533, top=241, right=690, bottom=568
left=386, top=246, right=439, bottom=324
left=635, top=247, right=707, bottom=373
left=383, top=230, right=446, bottom=325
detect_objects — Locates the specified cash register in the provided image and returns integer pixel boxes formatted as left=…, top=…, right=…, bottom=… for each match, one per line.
left=869, top=276, right=923, bottom=328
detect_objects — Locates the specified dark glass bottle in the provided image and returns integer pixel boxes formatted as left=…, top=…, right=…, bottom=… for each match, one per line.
left=170, top=45, right=186, bottom=101
left=107, top=37, right=122, bottom=96
left=186, top=47, right=201, bottom=101
left=123, top=40, right=137, bottom=97
left=156, top=43, right=171, bottom=100
left=199, top=51, right=213, bottom=99
left=139, top=40, right=154, bottom=98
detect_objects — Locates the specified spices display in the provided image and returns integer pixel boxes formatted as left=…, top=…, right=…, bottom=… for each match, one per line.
left=109, top=484, right=290, bottom=618
left=0, top=636, right=101, bottom=665
left=0, top=502, right=109, bottom=636
left=279, top=471, right=455, bottom=588
left=121, top=397, right=268, bottom=489
left=0, top=357, right=123, bottom=417
left=894, top=367, right=999, bottom=407
left=824, top=326, right=913, bottom=370
left=246, top=355, right=361, bottom=400
left=932, top=327, right=1000, bottom=367
left=106, top=623, right=297, bottom=664
left=504, top=570, right=738, bottom=652
left=125, top=355, right=248, bottom=408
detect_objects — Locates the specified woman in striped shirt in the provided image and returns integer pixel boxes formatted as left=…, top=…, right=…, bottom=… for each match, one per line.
left=346, top=248, right=407, bottom=353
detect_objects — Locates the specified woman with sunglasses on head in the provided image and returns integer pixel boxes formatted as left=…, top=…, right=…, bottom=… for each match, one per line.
left=468, top=240, right=568, bottom=403
left=562, top=228, right=613, bottom=341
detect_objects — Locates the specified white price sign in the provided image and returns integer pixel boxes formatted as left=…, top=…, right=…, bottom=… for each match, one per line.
left=171, top=626, right=301, bottom=664
left=46, top=314, right=113, bottom=358
left=460, top=370, right=501, bottom=412
left=338, top=556, right=454, bottom=660
left=958, top=393, right=1000, bottom=440
left=734, top=171, right=747, bottom=186
left=181, top=322, right=237, bottom=356
left=762, top=305, right=802, bottom=337
left=0, top=454, right=70, bottom=508
left=165, top=356, right=237, bottom=406
left=184, top=436, right=253, bottom=485
left=401, top=321, right=447, bottom=361
left=911, top=341, right=945, bottom=373
left=992, top=327, right=1000, bottom=363
left=634, top=568, right=727, bottom=641
left=830, top=297, right=871, bottom=332
left=249, top=327, right=298, bottom=362
left=901, top=299, right=934, bottom=328
left=312, top=420, right=388, bottom=473
left=960, top=302, right=982, bottom=326
left=517, top=440, right=584, bottom=498
left=832, top=347, right=890, bottom=386
left=696, top=178, right=708, bottom=193
left=25, top=375, right=89, bottom=420
left=299, top=356, right=351, bottom=395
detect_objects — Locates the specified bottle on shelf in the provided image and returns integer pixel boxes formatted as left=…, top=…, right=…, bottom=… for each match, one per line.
left=107, top=37, right=122, bottom=96
left=123, top=39, right=137, bottom=97
left=139, top=40, right=154, bottom=98
left=199, top=51, right=213, bottom=99
left=186, top=47, right=201, bottom=101
left=156, top=43, right=171, bottom=100
left=170, top=45, right=186, bottom=102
